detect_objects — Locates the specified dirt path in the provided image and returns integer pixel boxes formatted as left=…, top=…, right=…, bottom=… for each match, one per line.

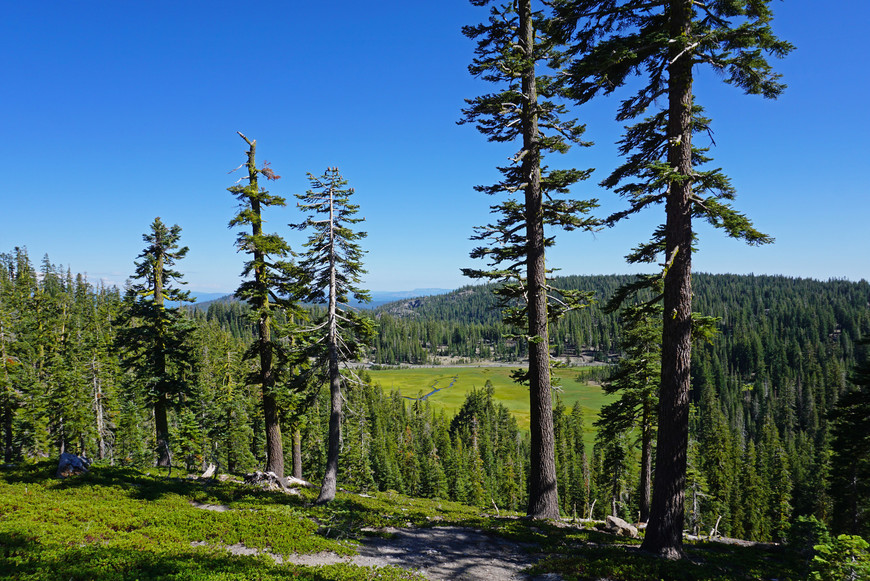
left=190, top=493, right=561, bottom=579
left=283, top=526, right=559, bottom=580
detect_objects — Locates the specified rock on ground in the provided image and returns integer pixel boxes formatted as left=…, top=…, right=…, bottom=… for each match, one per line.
left=602, top=515, right=638, bottom=538
left=56, top=453, right=90, bottom=478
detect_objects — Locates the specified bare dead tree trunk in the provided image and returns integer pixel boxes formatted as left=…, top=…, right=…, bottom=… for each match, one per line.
left=292, top=426, right=302, bottom=480
left=317, top=182, right=342, bottom=505
left=92, top=357, right=107, bottom=461
left=59, top=416, right=66, bottom=456
left=639, top=398, right=654, bottom=523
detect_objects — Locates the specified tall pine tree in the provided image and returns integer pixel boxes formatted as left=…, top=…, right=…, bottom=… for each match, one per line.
left=460, top=0, right=599, bottom=519
left=292, top=167, right=374, bottom=504
left=117, top=217, right=196, bottom=467
left=556, top=0, right=792, bottom=556
left=228, top=132, right=304, bottom=478
left=596, top=298, right=661, bottom=522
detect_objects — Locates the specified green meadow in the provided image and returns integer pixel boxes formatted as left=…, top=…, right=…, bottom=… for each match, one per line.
left=367, top=366, right=613, bottom=436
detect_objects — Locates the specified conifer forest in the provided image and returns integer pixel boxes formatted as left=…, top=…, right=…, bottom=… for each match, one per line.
left=3, top=0, right=870, bottom=574
left=4, top=252, right=870, bottom=544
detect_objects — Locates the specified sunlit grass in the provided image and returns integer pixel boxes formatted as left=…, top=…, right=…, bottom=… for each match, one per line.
left=0, top=463, right=424, bottom=580
left=367, top=366, right=613, bottom=436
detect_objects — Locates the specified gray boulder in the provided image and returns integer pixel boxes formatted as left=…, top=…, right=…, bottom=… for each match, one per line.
left=604, top=515, right=638, bottom=538
left=56, top=453, right=90, bottom=478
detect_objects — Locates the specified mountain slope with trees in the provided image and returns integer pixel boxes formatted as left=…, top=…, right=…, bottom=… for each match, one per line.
left=2, top=259, right=869, bottom=553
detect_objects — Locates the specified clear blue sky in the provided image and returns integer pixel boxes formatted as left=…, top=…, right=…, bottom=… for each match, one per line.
left=3, top=1, right=868, bottom=293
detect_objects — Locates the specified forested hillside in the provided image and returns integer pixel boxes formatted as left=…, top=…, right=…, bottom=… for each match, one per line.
left=369, top=273, right=869, bottom=368
left=370, top=275, right=632, bottom=364
left=208, top=271, right=870, bottom=540
left=366, top=273, right=870, bottom=539
left=4, top=247, right=868, bottom=546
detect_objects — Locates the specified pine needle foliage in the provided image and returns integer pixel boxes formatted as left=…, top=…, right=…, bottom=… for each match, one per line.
left=829, top=339, right=870, bottom=538
left=596, top=298, right=661, bottom=522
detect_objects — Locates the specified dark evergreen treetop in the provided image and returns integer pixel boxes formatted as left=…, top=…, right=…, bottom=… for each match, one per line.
left=227, top=132, right=306, bottom=387
left=119, top=217, right=196, bottom=402
left=596, top=300, right=661, bottom=437
left=228, top=133, right=302, bottom=315
left=130, top=217, right=192, bottom=306
left=556, top=0, right=793, bottom=110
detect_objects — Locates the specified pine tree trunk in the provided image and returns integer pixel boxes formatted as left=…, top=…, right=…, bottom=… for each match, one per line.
left=260, top=311, right=284, bottom=477
left=641, top=0, right=694, bottom=559
left=520, top=0, right=559, bottom=520
left=92, top=358, right=107, bottom=461
left=226, top=404, right=239, bottom=474
left=226, top=411, right=235, bottom=474
left=262, top=391, right=283, bottom=476
left=155, top=394, right=171, bottom=467
left=59, top=419, right=66, bottom=455
left=317, top=353, right=342, bottom=504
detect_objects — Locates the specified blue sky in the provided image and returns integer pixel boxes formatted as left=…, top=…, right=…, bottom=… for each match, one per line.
left=2, top=1, right=868, bottom=293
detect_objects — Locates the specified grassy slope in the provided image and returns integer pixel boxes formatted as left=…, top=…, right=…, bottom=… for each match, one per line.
left=0, top=463, right=806, bottom=581
left=0, top=463, right=432, bottom=580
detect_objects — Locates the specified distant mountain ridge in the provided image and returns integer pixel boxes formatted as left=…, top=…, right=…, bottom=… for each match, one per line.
left=188, top=292, right=234, bottom=304
left=362, top=288, right=452, bottom=308
left=188, top=288, right=454, bottom=310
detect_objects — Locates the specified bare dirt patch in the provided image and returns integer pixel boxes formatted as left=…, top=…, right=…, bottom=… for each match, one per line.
left=283, top=526, right=557, bottom=580
left=189, top=500, right=231, bottom=512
